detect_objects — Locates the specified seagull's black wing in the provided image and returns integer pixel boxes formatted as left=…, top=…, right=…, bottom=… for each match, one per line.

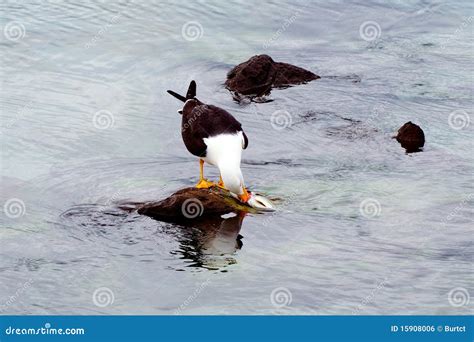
left=181, top=104, right=248, bottom=157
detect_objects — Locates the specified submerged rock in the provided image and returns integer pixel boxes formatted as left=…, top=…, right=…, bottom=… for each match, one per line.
left=225, top=54, right=319, bottom=98
left=135, top=186, right=257, bottom=223
left=394, top=121, right=425, bottom=153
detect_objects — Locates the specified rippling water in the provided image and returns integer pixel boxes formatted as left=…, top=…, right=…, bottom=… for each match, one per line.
left=1, top=1, right=473, bottom=315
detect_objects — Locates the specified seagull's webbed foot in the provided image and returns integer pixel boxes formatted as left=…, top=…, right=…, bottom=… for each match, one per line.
left=196, top=178, right=216, bottom=189
left=196, top=159, right=216, bottom=189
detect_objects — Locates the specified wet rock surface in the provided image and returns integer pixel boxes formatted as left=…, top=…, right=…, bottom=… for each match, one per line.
left=395, top=121, right=425, bottom=153
left=272, top=62, right=320, bottom=87
left=225, top=54, right=319, bottom=97
left=134, top=186, right=256, bottom=223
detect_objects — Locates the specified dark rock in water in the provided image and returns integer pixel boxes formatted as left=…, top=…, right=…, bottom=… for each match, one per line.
left=225, top=54, right=319, bottom=98
left=226, top=54, right=275, bottom=96
left=136, top=186, right=256, bottom=223
left=118, top=188, right=248, bottom=269
left=395, top=121, right=425, bottom=153
left=272, top=62, right=319, bottom=87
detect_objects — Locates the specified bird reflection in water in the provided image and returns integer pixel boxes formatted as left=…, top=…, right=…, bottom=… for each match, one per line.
left=158, top=212, right=247, bottom=271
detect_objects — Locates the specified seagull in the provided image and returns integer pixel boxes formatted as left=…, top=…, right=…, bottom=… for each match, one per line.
left=167, top=81, right=251, bottom=203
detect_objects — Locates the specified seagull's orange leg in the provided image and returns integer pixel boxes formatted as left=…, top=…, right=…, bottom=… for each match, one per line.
left=196, top=159, right=216, bottom=188
left=217, top=174, right=227, bottom=189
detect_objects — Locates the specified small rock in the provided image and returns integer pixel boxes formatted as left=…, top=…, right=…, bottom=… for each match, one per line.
left=395, top=121, right=425, bottom=153
left=225, top=54, right=319, bottom=98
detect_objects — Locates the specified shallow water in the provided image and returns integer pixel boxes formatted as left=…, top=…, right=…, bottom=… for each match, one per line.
left=1, top=1, right=473, bottom=315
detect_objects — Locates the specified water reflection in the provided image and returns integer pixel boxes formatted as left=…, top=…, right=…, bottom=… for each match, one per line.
left=170, top=212, right=246, bottom=270
left=62, top=203, right=247, bottom=271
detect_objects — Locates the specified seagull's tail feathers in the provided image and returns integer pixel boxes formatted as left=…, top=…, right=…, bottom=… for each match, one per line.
left=167, top=80, right=197, bottom=102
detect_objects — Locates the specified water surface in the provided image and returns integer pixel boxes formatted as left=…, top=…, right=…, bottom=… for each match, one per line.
left=1, top=0, right=473, bottom=314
